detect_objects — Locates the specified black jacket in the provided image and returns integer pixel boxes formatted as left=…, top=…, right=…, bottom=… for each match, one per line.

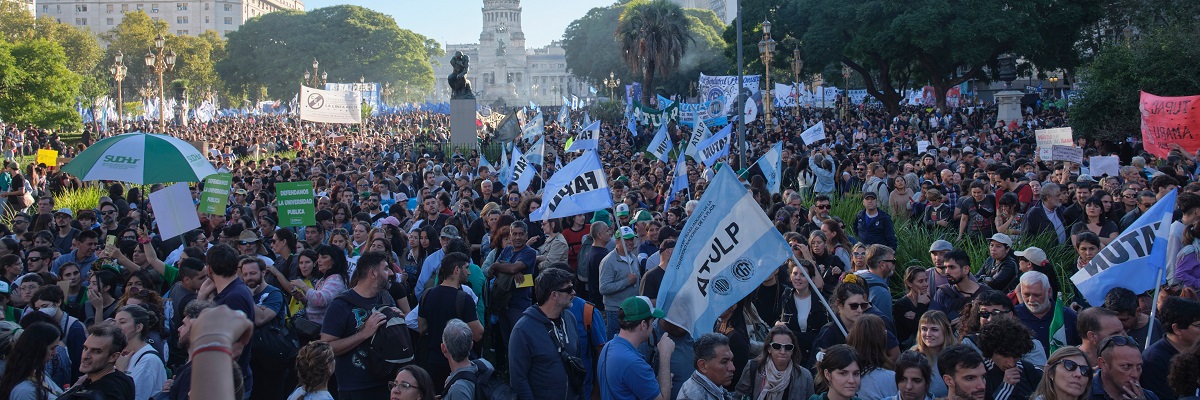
left=1023, top=204, right=1067, bottom=245
left=777, top=287, right=831, bottom=368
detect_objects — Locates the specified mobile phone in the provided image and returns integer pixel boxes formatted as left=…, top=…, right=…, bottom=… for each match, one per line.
left=105, top=235, right=117, bottom=247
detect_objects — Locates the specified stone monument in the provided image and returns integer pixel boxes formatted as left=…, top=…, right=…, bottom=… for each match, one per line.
left=994, top=53, right=1023, bottom=125
left=448, top=51, right=478, bottom=147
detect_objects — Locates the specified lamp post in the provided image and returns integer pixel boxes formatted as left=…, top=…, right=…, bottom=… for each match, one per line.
left=143, top=34, right=175, bottom=133
left=304, top=58, right=327, bottom=88
left=1123, top=26, right=1133, bottom=48
left=792, top=47, right=802, bottom=118
left=757, top=20, right=776, bottom=132
left=841, top=63, right=852, bottom=119
left=604, top=72, right=620, bottom=99
left=110, top=51, right=127, bottom=123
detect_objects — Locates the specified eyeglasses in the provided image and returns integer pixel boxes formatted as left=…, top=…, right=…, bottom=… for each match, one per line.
left=846, top=302, right=871, bottom=311
left=769, top=342, right=795, bottom=351
left=1053, top=359, right=1094, bottom=376
left=1141, top=203, right=1154, bottom=208
left=1099, top=335, right=1140, bottom=353
left=388, top=381, right=419, bottom=391
left=978, top=309, right=1012, bottom=320
left=555, top=285, right=575, bottom=294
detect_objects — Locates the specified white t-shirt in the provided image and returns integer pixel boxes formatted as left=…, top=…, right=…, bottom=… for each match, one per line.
left=127, top=344, right=166, bottom=400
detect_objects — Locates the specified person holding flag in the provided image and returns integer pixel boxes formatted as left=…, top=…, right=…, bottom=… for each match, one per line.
left=528, top=151, right=613, bottom=222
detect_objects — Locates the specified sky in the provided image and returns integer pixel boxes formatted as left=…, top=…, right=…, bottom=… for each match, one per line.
left=303, top=0, right=608, bottom=48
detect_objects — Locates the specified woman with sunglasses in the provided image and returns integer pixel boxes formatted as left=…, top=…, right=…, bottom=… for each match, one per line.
left=1031, top=346, right=1093, bottom=400
left=810, top=278, right=900, bottom=367
left=734, top=326, right=816, bottom=400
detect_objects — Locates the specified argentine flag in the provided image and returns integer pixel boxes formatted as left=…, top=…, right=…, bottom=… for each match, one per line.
left=695, top=123, right=733, bottom=167
left=510, top=147, right=537, bottom=192
left=627, top=118, right=639, bottom=137
left=754, top=142, right=783, bottom=194
left=1071, top=189, right=1177, bottom=306
left=657, top=166, right=791, bottom=337
left=665, top=156, right=688, bottom=212
left=521, top=112, right=544, bottom=142
left=529, top=151, right=612, bottom=221
left=526, top=136, right=546, bottom=166
left=647, top=123, right=673, bottom=162
left=557, top=104, right=570, bottom=127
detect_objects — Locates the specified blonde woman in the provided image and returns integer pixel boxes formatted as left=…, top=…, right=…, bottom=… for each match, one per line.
left=912, top=311, right=955, bottom=398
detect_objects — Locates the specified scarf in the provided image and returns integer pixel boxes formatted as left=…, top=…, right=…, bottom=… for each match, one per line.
left=758, top=360, right=792, bottom=400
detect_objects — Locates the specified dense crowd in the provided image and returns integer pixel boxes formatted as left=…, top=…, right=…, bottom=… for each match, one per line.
left=0, top=97, right=1196, bottom=400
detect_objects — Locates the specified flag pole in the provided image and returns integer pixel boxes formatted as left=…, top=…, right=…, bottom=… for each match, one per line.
left=788, top=254, right=847, bottom=336
left=1146, top=268, right=1165, bottom=346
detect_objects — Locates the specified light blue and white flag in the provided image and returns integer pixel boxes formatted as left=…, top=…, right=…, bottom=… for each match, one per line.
left=684, top=116, right=708, bottom=159
left=526, top=136, right=546, bottom=165
left=557, top=104, right=570, bottom=127
left=510, top=147, right=538, bottom=192
left=583, top=111, right=592, bottom=129
left=627, top=118, right=639, bottom=137
left=568, top=120, right=601, bottom=152
left=521, top=112, right=544, bottom=142
left=499, top=144, right=513, bottom=186
left=665, top=155, right=688, bottom=212
left=478, top=146, right=494, bottom=172
left=529, top=100, right=538, bottom=111
left=755, top=142, right=783, bottom=194
left=1071, top=189, right=1177, bottom=306
left=695, top=123, right=733, bottom=167
left=529, top=151, right=612, bottom=221
left=647, top=123, right=673, bottom=162
left=657, top=166, right=792, bottom=337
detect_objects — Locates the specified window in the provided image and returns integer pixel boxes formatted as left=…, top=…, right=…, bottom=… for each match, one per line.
left=151, top=3, right=158, bottom=13
left=55, top=4, right=60, bottom=12
left=204, top=16, right=210, bottom=23
left=176, top=16, right=187, bottom=23
left=75, top=4, right=87, bottom=12
left=177, top=3, right=187, bottom=10
left=204, top=3, right=209, bottom=10
left=224, top=4, right=232, bottom=11
left=177, top=30, right=188, bottom=35
left=106, top=4, right=113, bottom=13
left=75, top=17, right=86, bottom=25
left=223, top=16, right=232, bottom=24
left=40, top=5, right=46, bottom=12
left=106, top=17, right=114, bottom=25
left=122, top=4, right=129, bottom=12
left=136, top=4, right=144, bottom=11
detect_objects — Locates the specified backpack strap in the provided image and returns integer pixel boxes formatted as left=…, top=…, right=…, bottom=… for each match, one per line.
left=583, top=302, right=594, bottom=333
left=441, top=368, right=479, bottom=399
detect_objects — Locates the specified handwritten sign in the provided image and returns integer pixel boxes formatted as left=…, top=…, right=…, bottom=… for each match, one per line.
left=1051, top=145, right=1083, bottom=164
left=36, top=149, right=58, bottom=167
left=1140, top=91, right=1200, bottom=158
left=1035, top=127, right=1074, bottom=160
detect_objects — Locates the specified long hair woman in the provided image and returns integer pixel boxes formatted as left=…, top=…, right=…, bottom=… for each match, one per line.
left=734, top=326, right=816, bottom=400
left=894, top=268, right=930, bottom=346
left=289, top=341, right=335, bottom=400
left=779, top=260, right=830, bottom=369
left=1070, top=196, right=1119, bottom=247
left=821, top=219, right=854, bottom=268
left=810, top=277, right=898, bottom=367
left=847, top=314, right=897, bottom=400
left=812, top=344, right=862, bottom=400
left=801, top=231, right=847, bottom=294
left=115, top=304, right=167, bottom=400
left=304, top=245, right=350, bottom=325
left=0, top=322, right=62, bottom=400
left=913, top=311, right=955, bottom=398
left=1032, top=346, right=1093, bottom=400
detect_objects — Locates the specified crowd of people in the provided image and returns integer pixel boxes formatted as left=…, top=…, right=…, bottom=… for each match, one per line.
left=0, top=96, right=1196, bottom=400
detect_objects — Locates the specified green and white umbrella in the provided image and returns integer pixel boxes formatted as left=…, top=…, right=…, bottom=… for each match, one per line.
left=61, top=132, right=217, bottom=184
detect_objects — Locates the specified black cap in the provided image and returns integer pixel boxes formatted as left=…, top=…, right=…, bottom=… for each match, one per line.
left=863, top=192, right=878, bottom=200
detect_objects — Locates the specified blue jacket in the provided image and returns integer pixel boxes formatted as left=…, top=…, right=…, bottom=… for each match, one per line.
left=857, top=271, right=893, bottom=317
left=853, top=209, right=897, bottom=249
left=508, top=305, right=581, bottom=400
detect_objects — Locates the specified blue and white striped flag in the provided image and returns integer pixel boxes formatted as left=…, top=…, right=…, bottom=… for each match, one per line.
left=521, top=112, right=544, bottom=142
left=657, top=166, right=791, bottom=337
left=1071, top=189, right=1177, bottom=305
left=695, top=123, right=733, bottom=167
left=529, top=151, right=612, bottom=221
left=526, top=136, right=546, bottom=165
left=567, top=120, right=601, bottom=152
left=647, top=122, right=673, bottom=162
left=627, top=118, right=638, bottom=137
left=754, top=142, right=783, bottom=194
left=557, top=104, right=570, bottom=127
left=666, top=155, right=688, bottom=212
left=512, top=149, right=537, bottom=192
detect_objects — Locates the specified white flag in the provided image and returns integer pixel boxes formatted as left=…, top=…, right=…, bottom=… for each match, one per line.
left=299, top=86, right=362, bottom=124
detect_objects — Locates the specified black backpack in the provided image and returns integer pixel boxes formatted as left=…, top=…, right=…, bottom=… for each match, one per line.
left=335, top=291, right=415, bottom=381
left=442, top=359, right=515, bottom=400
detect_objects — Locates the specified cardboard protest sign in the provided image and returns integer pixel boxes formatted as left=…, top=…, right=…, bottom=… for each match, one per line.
left=36, top=149, right=58, bottom=167
left=149, top=183, right=201, bottom=241
left=1036, top=127, right=1073, bottom=160
left=1051, top=146, right=1083, bottom=164
left=1090, top=156, right=1120, bottom=177
left=197, top=173, right=232, bottom=215
left=276, top=181, right=316, bottom=227
left=1140, top=91, right=1200, bottom=158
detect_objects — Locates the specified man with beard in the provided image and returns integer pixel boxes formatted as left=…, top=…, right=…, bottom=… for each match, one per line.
left=60, top=321, right=135, bottom=399
left=165, top=299, right=217, bottom=400
left=197, top=244, right=256, bottom=395
left=938, top=344, right=987, bottom=400
left=240, top=257, right=288, bottom=400
left=320, top=251, right=398, bottom=398
left=930, top=250, right=990, bottom=322
left=1014, top=271, right=1079, bottom=357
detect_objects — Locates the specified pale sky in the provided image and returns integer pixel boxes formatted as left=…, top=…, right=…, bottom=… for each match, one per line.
left=303, top=0, right=609, bottom=48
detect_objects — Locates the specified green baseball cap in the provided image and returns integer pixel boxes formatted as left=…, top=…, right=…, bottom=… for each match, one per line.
left=620, top=296, right=665, bottom=322
left=633, top=210, right=653, bottom=223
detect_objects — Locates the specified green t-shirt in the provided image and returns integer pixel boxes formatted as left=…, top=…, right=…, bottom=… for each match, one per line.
left=162, top=263, right=179, bottom=286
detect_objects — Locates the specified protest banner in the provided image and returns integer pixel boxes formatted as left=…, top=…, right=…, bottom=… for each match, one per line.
left=1090, top=156, right=1120, bottom=177
left=801, top=121, right=827, bottom=145
left=299, top=86, right=361, bottom=124
left=36, top=149, right=59, bottom=167
left=1140, top=91, right=1200, bottom=158
left=699, top=73, right=761, bottom=116
left=630, top=100, right=680, bottom=131
left=197, top=173, right=232, bottom=215
left=1035, top=127, right=1073, bottom=160
left=1071, top=189, right=1176, bottom=306
left=1051, top=145, right=1084, bottom=164
left=149, top=183, right=201, bottom=240
left=529, top=151, right=612, bottom=221
left=276, top=181, right=316, bottom=227
left=917, top=140, right=931, bottom=154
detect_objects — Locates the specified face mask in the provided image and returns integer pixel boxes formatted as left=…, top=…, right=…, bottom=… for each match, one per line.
left=38, top=306, right=56, bottom=317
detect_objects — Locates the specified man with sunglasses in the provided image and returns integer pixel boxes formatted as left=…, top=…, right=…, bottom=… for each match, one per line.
left=1094, top=335, right=1160, bottom=400
left=1119, top=190, right=1157, bottom=231
left=800, top=195, right=833, bottom=239
left=25, top=246, right=52, bottom=275
left=509, top=267, right=582, bottom=399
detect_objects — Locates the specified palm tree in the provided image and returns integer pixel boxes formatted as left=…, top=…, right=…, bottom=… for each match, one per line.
left=616, top=0, right=692, bottom=105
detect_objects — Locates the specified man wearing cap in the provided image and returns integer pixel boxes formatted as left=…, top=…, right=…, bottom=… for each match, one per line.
left=1013, top=247, right=1060, bottom=295
left=52, top=208, right=80, bottom=255
left=614, top=203, right=632, bottom=227
left=236, top=230, right=275, bottom=268
left=978, top=234, right=1018, bottom=292
left=599, top=226, right=642, bottom=340
left=927, top=240, right=958, bottom=289
left=854, top=191, right=898, bottom=249
left=598, top=296, right=675, bottom=400
left=416, top=225, right=460, bottom=300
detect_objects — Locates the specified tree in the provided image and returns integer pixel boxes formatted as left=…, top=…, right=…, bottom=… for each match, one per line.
left=166, top=32, right=225, bottom=100
left=217, top=5, right=439, bottom=102
left=0, top=1, right=102, bottom=75
left=616, top=0, right=693, bottom=104
left=0, top=38, right=81, bottom=130
left=99, top=11, right=171, bottom=102
left=1071, top=24, right=1200, bottom=141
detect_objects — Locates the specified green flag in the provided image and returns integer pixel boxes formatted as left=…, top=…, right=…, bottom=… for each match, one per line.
left=1049, top=294, right=1066, bottom=353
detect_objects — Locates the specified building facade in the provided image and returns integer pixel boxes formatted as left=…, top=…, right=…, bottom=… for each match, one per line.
left=6, top=0, right=35, bottom=15
left=35, top=0, right=302, bottom=37
left=430, top=0, right=589, bottom=108
left=668, top=0, right=734, bottom=24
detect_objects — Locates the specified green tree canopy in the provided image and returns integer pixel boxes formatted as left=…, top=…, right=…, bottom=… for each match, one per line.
left=217, top=5, right=440, bottom=102
left=0, top=38, right=82, bottom=130
left=0, top=1, right=102, bottom=75
left=617, top=0, right=693, bottom=104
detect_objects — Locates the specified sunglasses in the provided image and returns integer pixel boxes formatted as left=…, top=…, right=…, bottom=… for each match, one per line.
left=816, top=204, right=831, bottom=209
left=1053, top=359, right=1093, bottom=376
left=978, top=309, right=1012, bottom=319
left=1099, top=335, right=1139, bottom=353
left=100, top=211, right=116, bottom=215
left=846, top=302, right=871, bottom=311
left=852, top=252, right=867, bottom=256
left=769, top=342, right=795, bottom=351
left=554, top=285, right=575, bottom=294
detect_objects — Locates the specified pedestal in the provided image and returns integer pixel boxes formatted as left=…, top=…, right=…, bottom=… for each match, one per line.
left=450, top=99, right=478, bottom=146
left=995, top=90, right=1024, bottom=126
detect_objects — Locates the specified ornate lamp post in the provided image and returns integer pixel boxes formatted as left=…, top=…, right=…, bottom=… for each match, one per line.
left=143, top=34, right=175, bottom=133
left=792, top=47, right=802, bottom=118
left=110, top=51, right=127, bottom=123
left=304, top=58, right=327, bottom=88
left=604, top=72, right=621, bottom=99
left=757, top=20, right=776, bottom=132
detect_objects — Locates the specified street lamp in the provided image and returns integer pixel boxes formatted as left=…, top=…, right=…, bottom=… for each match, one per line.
left=110, top=50, right=127, bottom=123
left=143, top=34, right=175, bottom=133
left=841, top=63, right=852, bottom=118
left=792, top=47, right=802, bottom=118
left=604, top=72, right=621, bottom=99
left=304, top=58, right=327, bottom=88
left=757, top=20, right=776, bottom=132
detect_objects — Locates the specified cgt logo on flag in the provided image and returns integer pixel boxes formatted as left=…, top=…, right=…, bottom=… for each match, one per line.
left=711, top=258, right=756, bottom=296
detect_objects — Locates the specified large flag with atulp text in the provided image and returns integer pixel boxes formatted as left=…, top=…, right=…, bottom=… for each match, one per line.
left=1071, top=189, right=1177, bottom=306
left=529, top=151, right=612, bottom=221
left=657, top=166, right=791, bottom=337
